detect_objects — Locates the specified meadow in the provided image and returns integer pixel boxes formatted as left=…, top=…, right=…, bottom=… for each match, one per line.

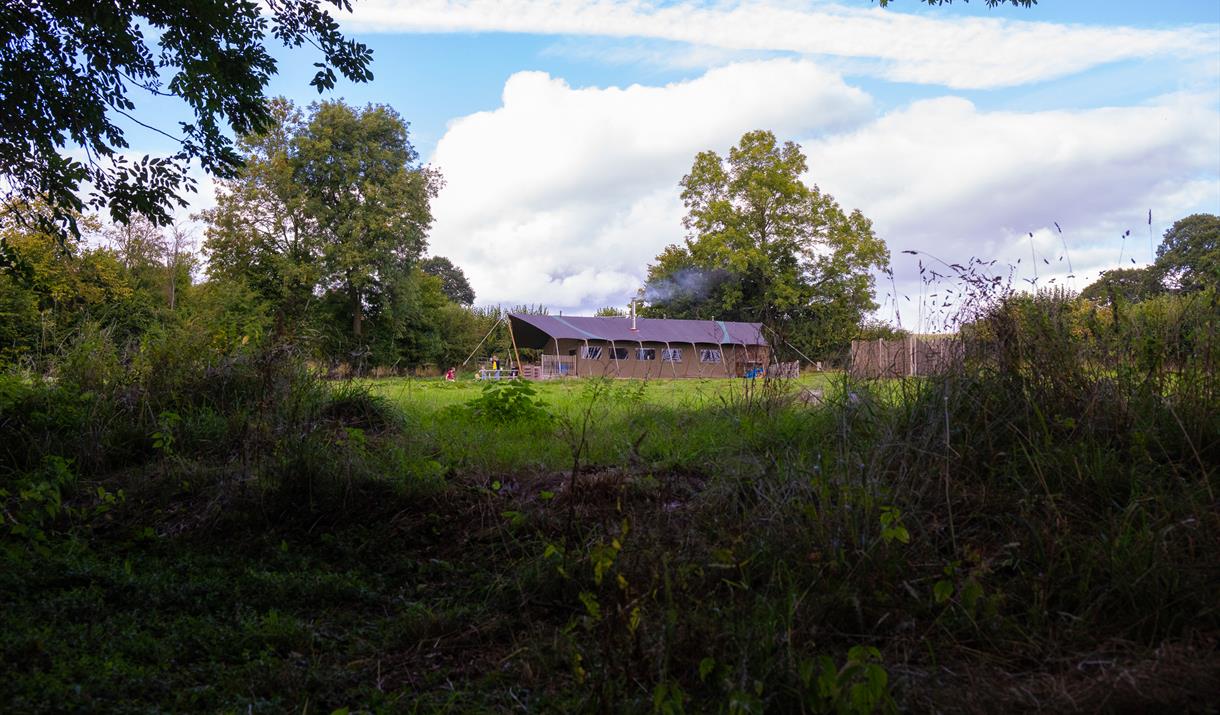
left=1, top=290, right=1217, bottom=713
left=367, top=374, right=833, bottom=475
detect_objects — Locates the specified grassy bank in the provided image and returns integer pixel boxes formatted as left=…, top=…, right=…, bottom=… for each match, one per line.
left=2, top=292, right=1218, bottom=712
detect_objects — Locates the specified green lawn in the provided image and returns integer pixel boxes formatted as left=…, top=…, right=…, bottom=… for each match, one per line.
left=366, top=374, right=836, bottom=476
left=368, top=373, right=834, bottom=412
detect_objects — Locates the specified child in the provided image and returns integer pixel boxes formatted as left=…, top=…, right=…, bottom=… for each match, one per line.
left=445, top=366, right=456, bottom=382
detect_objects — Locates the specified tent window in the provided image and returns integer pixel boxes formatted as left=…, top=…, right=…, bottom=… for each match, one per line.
left=636, top=348, right=656, bottom=361
left=661, top=348, right=683, bottom=362
left=579, top=345, right=603, bottom=360
left=699, top=349, right=722, bottom=364
left=610, top=347, right=628, bottom=360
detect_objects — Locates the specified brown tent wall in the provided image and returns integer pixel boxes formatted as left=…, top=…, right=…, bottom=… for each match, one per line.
left=543, top=338, right=769, bottom=379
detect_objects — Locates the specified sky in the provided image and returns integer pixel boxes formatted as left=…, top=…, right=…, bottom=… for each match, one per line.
left=135, top=0, right=1220, bottom=329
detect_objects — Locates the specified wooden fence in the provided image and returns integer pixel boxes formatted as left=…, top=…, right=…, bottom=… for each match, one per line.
left=849, top=337, right=962, bottom=378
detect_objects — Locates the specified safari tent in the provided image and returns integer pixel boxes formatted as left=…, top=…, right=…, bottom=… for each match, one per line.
left=507, top=313, right=769, bottom=379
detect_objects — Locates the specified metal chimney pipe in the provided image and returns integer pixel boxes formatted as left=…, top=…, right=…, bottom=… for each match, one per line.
left=631, top=300, right=637, bottom=331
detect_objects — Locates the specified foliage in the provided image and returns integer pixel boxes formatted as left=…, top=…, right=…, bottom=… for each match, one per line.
left=0, top=207, right=142, bottom=366
left=420, top=256, right=476, bottom=306
left=1081, top=213, right=1219, bottom=302
left=855, top=318, right=910, bottom=341
left=0, top=0, right=372, bottom=250
left=200, top=99, right=318, bottom=325
left=202, top=98, right=446, bottom=368
left=295, top=101, right=441, bottom=342
left=1153, top=213, right=1219, bottom=293
left=462, top=378, right=550, bottom=423
left=1079, top=265, right=1162, bottom=305
left=807, top=646, right=896, bottom=715
left=0, top=202, right=218, bottom=369
left=2, top=287, right=1218, bottom=708
left=642, top=130, right=890, bottom=359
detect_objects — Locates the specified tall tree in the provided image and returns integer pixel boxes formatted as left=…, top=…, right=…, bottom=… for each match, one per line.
left=1153, top=214, right=1219, bottom=294
left=201, top=99, right=440, bottom=359
left=420, top=256, right=476, bottom=306
left=643, top=130, right=890, bottom=358
left=294, top=101, right=440, bottom=341
left=201, top=99, right=318, bottom=325
left=104, top=214, right=195, bottom=311
left=0, top=0, right=373, bottom=254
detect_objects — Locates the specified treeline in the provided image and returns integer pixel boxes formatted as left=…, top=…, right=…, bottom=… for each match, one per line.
left=0, top=210, right=524, bottom=375
left=0, top=100, right=531, bottom=375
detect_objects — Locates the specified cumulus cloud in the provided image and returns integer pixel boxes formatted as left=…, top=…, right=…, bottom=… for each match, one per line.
left=426, top=55, right=1218, bottom=317
left=346, top=0, right=1216, bottom=89
left=800, top=93, right=1220, bottom=326
left=427, top=58, right=872, bottom=311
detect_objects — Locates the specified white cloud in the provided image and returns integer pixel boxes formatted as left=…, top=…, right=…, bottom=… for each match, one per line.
left=426, top=56, right=1219, bottom=318
left=347, top=0, right=1216, bottom=89
left=427, top=58, right=872, bottom=311
left=799, top=93, right=1220, bottom=329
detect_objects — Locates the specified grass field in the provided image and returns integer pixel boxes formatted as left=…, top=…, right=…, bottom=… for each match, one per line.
left=368, top=374, right=835, bottom=474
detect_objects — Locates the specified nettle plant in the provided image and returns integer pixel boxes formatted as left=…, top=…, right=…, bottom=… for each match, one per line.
left=463, top=378, right=551, bottom=423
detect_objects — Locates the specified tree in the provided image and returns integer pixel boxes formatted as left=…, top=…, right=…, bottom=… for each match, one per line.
left=201, top=99, right=440, bottom=363
left=1080, top=266, right=1162, bottom=305
left=1153, top=214, right=1219, bottom=294
left=201, top=99, right=319, bottom=326
left=642, top=130, right=890, bottom=358
left=294, top=101, right=441, bottom=342
left=0, top=0, right=373, bottom=255
left=103, top=215, right=196, bottom=311
left=420, top=256, right=476, bottom=306
left=0, top=202, right=150, bottom=361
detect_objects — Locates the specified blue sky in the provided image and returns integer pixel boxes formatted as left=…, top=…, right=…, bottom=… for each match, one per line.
left=132, top=0, right=1220, bottom=325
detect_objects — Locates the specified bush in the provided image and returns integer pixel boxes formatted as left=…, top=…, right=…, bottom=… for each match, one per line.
left=462, top=378, right=551, bottom=423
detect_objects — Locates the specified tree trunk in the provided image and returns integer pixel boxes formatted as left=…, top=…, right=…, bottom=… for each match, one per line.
left=350, top=285, right=363, bottom=338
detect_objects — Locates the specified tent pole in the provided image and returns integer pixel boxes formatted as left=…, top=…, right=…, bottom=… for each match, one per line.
left=461, top=316, right=503, bottom=368
left=507, top=315, right=522, bottom=376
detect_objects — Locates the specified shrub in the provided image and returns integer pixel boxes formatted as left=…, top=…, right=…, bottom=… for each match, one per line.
left=462, top=378, right=551, bottom=423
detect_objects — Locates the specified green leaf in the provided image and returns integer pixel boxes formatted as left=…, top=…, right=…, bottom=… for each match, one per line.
left=578, top=591, right=601, bottom=620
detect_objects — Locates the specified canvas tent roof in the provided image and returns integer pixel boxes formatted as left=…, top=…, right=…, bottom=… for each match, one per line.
left=507, top=313, right=767, bottom=350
